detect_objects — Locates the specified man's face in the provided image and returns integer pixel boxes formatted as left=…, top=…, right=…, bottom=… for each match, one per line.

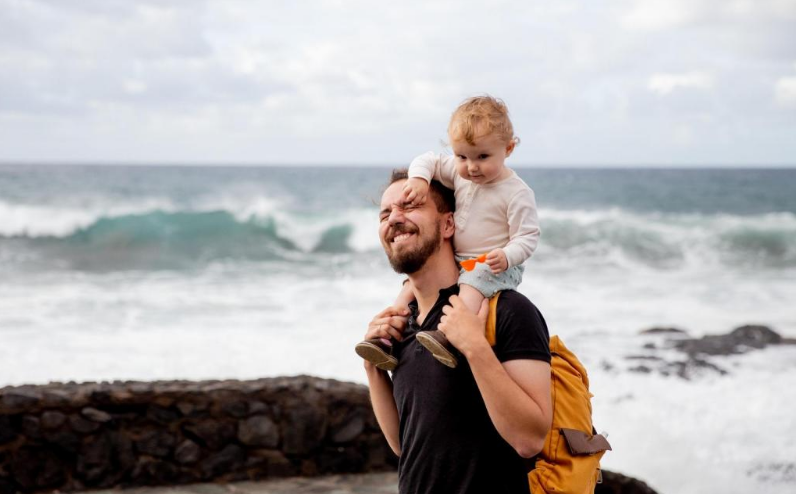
left=379, top=180, right=443, bottom=274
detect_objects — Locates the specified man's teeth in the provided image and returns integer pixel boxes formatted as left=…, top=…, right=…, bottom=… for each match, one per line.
left=392, top=233, right=413, bottom=243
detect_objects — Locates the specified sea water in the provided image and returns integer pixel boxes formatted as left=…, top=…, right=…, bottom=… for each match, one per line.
left=1, top=164, right=795, bottom=493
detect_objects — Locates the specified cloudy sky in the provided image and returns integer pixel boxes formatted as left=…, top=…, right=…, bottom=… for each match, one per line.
left=1, top=0, right=795, bottom=166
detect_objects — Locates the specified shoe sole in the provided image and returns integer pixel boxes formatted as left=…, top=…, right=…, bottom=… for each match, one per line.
left=415, top=332, right=458, bottom=368
left=355, top=341, right=398, bottom=371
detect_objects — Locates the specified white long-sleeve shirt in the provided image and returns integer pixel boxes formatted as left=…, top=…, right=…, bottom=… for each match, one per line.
left=408, top=152, right=540, bottom=267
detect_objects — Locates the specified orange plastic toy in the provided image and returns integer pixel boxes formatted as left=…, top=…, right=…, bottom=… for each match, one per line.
left=460, top=253, right=487, bottom=271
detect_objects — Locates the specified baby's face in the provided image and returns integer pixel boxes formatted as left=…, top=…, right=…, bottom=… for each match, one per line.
left=451, top=133, right=515, bottom=185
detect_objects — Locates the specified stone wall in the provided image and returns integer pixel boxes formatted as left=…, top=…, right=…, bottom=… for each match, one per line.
left=0, top=376, right=396, bottom=493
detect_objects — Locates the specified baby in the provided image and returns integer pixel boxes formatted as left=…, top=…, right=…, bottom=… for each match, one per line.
left=356, top=95, right=540, bottom=369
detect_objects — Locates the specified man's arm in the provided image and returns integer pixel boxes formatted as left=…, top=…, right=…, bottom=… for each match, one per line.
left=365, top=364, right=401, bottom=456
left=438, top=296, right=552, bottom=457
left=362, top=306, right=408, bottom=456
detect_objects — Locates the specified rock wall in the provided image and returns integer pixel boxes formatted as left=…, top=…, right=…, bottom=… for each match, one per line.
left=0, top=376, right=396, bottom=493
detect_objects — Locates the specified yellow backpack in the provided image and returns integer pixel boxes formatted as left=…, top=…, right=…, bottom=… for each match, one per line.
left=485, top=293, right=612, bottom=494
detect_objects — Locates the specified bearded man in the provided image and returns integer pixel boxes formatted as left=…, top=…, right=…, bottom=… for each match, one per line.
left=362, top=169, right=552, bottom=494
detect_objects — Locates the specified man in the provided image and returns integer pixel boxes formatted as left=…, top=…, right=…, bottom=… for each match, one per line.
left=362, top=169, right=552, bottom=493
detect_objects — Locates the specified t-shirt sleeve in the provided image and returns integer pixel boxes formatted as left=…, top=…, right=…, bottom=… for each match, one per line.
left=493, top=291, right=551, bottom=364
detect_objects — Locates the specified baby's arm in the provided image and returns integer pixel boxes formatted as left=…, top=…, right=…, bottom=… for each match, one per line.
left=502, top=188, right=541, bottom=268
left=407, top=152, right=458, bottom=187
left=393, top=279, right=415, bottom=311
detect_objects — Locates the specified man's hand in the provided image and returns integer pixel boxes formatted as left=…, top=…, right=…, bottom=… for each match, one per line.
left=402, top=177, right=429, bottom=206
left=486, top=248, right=508, bottom=274
left=438, top=295, right=490, bottom=357
left=363, top=307, right=409, bottom=370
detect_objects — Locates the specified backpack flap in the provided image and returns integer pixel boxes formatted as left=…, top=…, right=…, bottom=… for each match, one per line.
left=560, top=428, right=612, bottom=456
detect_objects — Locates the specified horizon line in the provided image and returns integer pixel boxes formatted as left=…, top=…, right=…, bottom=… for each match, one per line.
left=1, top=161, right=795, bottom=170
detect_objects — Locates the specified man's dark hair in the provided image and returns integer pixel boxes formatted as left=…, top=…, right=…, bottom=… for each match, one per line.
left=390, top=168, right=455, bottom=214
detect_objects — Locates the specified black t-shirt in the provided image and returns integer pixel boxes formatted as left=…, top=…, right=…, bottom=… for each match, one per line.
left=391, top=286, right=551, bottom=494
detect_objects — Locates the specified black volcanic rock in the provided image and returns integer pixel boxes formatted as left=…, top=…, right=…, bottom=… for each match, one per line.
left=673, top=324, right=782, bottom=356
left=597, top=470, right=660, bottom=494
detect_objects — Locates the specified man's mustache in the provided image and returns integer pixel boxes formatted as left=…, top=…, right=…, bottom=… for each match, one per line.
left=386, top=225, right=417, bottom=242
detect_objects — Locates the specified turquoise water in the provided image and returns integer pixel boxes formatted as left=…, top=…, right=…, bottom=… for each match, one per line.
left=2, top=165, right=794, bottom=272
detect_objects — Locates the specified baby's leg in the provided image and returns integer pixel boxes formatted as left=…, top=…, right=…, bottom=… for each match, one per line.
left=459, top=283, right=486, bottom=314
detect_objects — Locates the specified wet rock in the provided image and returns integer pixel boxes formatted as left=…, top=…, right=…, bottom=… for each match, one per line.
left=249, top=401, right=270, bottom=415
left=199, top=444, right=245, bottom=479
left=238, top=415, right=280, bottom=448
left=20, top=415, right=41, bottom=440
left=77, top=433, right=113, bottom=484
left=0, top=478, right=17, bottom=494
left=82, top=407, right=112, bottom=423
left=42, top=429, right=81, bottom=454
left=221, top=400, right=248, bottom=418
left=0, top=389, right=40, bottom=411
left=330, top=412, right=366, bottom=444
left=640, top=327, right=688, bottom=335
left=597, top=470, right=660, bottom=494
left=69, top=414, right=101, bottom=434
left=146, top=405, right=179, bottom=425
left=175, top=439, right=202, bottom=465
left=673, top=324, right=782, bottom=356
left=10, top=447, right=65, bottom=491
left=730, top=325, right=782, bottom=347
left=135, top=430, right=176, bottom=458
left=183, top=419, right=236, bottom=450
left=283, top=405, right=327, bottom=456
left=131, top=457, right=179, bottom=485
left=0, top=416, right=16, bottom=445
left=40, top=410, right=67, bottom=430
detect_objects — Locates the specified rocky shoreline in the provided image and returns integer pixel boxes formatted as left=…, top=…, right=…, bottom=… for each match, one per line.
left=622, top=324, right=795, bottom=380
left=2, top=325, right=791, bottom=494
left=0, top=375, right=660, bottom=494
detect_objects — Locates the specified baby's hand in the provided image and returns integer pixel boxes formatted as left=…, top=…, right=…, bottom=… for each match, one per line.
left=486, top=248, right=508, bottom=274
left=402, top=178, right=429, bottom=206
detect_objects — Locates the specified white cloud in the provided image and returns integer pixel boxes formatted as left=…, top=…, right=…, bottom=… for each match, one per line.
left=0, top=0, right=794, bottom=165
left=648, top=72, right=714, bottom=96
left=775, top=76, right=796, bottom=108
left=619, top=0, right=704, bottom=31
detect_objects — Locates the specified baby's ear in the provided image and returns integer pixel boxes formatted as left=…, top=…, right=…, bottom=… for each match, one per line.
left=505, top=139, right=517, bottom=156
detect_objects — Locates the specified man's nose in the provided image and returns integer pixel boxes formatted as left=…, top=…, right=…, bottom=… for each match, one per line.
left=387, top=206, right=405, bottom=225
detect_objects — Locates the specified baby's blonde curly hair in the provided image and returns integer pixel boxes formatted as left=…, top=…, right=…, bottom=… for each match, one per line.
left=447, top=95, right=517, bottom=146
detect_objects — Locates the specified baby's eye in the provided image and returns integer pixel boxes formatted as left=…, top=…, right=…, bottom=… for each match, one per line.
left=478, top=154, right=489, bottom=160
left=457, top=155, right=467, bottom=160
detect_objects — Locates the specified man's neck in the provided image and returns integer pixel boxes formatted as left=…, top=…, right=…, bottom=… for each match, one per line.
left=408, top=248, right=460, bottom=324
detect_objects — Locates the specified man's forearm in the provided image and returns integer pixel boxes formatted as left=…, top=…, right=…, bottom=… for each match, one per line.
left=464, top=343, right=551, bottom=458
left=365, top=364, right=401, bottom=456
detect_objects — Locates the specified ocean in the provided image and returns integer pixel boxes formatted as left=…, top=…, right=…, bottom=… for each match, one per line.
left=1, top=164, right=795, bottom=493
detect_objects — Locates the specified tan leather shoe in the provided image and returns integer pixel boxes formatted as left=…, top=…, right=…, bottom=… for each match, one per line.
left=355, top=338, right=398, bottom=371
left=416, top=330, right=458, bottom=368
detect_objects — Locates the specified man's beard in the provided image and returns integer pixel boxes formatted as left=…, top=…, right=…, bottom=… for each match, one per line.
left=386, top=221, right=442, bottom=274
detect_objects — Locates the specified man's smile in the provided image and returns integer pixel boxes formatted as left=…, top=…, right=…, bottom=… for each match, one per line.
left=392, top=232, right=415, bottom=244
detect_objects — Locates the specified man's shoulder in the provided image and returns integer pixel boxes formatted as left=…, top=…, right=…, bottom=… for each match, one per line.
left=492, top=290, right=551, bottom=362
left=495, top=289, right=539, bottom=314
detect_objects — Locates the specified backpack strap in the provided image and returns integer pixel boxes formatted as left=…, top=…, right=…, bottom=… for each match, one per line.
left=485, top=291, right=501, bottom=346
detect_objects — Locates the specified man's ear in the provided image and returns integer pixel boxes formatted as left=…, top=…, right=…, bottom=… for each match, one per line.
left=441, top=212, right=455, bottom=240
